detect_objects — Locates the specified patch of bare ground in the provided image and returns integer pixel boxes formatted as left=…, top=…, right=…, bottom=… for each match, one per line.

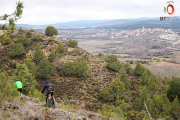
left=154, top=62, right=180, bottom=67
left=131, top=62, right=180, bottom=78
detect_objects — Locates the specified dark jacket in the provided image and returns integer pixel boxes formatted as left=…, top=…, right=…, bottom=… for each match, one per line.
left=42, top=83, right=54, bottom=93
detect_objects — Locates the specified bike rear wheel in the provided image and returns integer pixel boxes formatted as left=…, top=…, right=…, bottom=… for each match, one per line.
left=46, top=97, right=51, bottom=108
left=51, top=98, right=55, bottom=109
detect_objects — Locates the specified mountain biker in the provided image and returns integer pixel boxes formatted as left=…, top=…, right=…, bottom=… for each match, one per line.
left=41, top=81, right=54, bottom=104
left=14, top=79, right=23, bottom=96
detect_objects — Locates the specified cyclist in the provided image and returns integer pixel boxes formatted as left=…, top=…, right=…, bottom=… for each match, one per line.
left=41, top=81, right=54, bottom=105
left=14, top=79, right=23, bottom=96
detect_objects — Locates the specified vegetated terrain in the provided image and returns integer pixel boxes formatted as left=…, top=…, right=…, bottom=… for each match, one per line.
left=54, top=26, right=180, bottom=79
left=0, top=29, right=180, bottom=120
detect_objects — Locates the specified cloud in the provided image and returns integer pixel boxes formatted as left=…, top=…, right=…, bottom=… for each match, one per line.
left=0, top=0, right=180, bottom=25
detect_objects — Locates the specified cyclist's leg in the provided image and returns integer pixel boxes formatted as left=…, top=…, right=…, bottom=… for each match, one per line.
left=51, top=91, right=55, bottom=103
left=19, top=88, right=22, bottom=96
left=46, top=92, right=48, bottom=105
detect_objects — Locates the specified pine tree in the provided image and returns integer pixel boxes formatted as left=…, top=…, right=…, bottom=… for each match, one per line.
left=48, top=50, right=56, bottom=60
left=108, top=77, right=125, bottom=100
left=167, top=76, right=180, bottom=102
left=13, top=62, right=38, bottom=94
left=75, top=56, right=91, bottom=79
left=45, top=26, right=58, bottom=36
left=140, top=72, right=150, bottom=86
left=24, top=56, right=37, bottom=77
left=172, top=96, right=180, bottom=119
left=33, top=43, right=45, bottom=62
left=16, top=34, right=31, bottom=45
left=38, top=58, right=56, bottom=78
left=55, top=41, right=67, bottom=54
left=62, top=61, right=75, bottom=75
left=0, top=71, right=19, bottom=101
left=134, top=63, right=146, bottom=75
left=9, top=43, right=25, bottom=57
left=119, top=72, right=131, bottom=90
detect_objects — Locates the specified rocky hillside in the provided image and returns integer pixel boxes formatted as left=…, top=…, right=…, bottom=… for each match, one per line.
left=0, top=29, right=120, bottom=111
left=0, top=95, right=102, bottom=120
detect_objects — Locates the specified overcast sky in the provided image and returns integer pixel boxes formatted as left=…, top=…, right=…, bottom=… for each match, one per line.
left=0, top=0, right=179, bottom=25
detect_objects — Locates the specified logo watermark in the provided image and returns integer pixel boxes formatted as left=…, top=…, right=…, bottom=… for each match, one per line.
left=160, top=1, right=178, bottom=21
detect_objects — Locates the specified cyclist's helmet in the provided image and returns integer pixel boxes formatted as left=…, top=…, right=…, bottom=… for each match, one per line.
left=46, top=81, right=50, bottom=84
left=17, top=79, right=19, bottom=81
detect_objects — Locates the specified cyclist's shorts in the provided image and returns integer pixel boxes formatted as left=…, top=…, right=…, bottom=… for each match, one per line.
left=46, top=91, right=54, bottom=97
left=18, top=88, right=22, bottom=93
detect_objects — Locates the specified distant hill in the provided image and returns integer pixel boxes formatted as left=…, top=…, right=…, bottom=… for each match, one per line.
left=98, top=19, right=180, bottom=30
left=14, top=17, right=161, bottom=29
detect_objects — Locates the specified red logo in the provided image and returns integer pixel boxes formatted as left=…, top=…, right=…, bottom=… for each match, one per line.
left=163, top=1, right=175, bottom=15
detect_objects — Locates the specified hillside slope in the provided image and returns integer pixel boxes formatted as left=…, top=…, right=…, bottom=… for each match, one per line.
left=0, top=29, right=119, bottom=111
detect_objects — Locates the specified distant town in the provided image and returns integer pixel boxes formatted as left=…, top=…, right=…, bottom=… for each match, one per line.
left=92, top=26, right=176, bottom=39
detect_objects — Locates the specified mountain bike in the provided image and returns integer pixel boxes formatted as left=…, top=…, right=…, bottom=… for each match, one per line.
left=46, top=93, right=55, bottom=109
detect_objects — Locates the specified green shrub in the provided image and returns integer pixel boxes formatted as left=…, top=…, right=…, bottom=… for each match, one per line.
left=50, top=41, right=54, bottom=45
left=33, top=43, right=46, bottom=62
left=111, top=106, right=125, bottom=119
left=12, top=60, right=18, bottom=68
left=100, top=104, right=112, bottom=119
left=29, top=29, right=35, bottom=32
left=38, top=58, right=56, bottom=78
left=120, top=100, right=132, bottom=111
left=62, top=61, right=75, bottom=76
left=55, top=42, right=68, bottom=54
left=75, top=56, right=91, bottom=79
left=134, top=63, right=146, bottom=76
left=167, top=76, right=180, bottom=102
left=99, top=90, right=114, bottom=102
left=0, top=71, right=19, bottom=101
left=69, top=39, right=78, bottom=47
left=2, top=58, right=6, bottom=61
left=129, top=61, right=134, bottom=64
left=48, top=50, right=56, bottom=60
left=18, top=27, right=23, bottom=32
left=0, top=43, right=2, bottom=47
left=140, top=72, right=150, bottom=86
left=0, top=35, right=12, bottom=45
left=16, top=34, right=31, bottom=45
left=9, top=43, right=25, bottom=57
left=119, top=72, right=131, bottom=90
left=45, top=26, right=58, bottom=36
left=97, top=53, right=105, bottom=58
left=146, top=69, right=153, bottom=76
left=75, top=48, right=80, bottom=54
left=108, top=77, right=125, bottom=100
left=105, top=54, right=118, bottom=63
left=48, top=36, right=55, bottom=41
left=107, top=61, right=123, bottom=72
left=124, top=63, right=132, bottom=73
left=59, top=71, right=64, bottom=76
left=26, top=30, right=32, bottom=38
left=136, top=110, right=149, bottom=120
left=28, top=89, right=45, bottom=102
left=32, top=35, right=42, bottom=41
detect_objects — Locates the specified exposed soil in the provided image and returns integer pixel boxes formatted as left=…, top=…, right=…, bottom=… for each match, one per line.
left=155, top=61, right=180, bottom=67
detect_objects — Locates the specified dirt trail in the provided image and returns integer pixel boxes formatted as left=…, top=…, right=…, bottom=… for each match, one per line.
left=0, top=95, right=101, bottom=120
